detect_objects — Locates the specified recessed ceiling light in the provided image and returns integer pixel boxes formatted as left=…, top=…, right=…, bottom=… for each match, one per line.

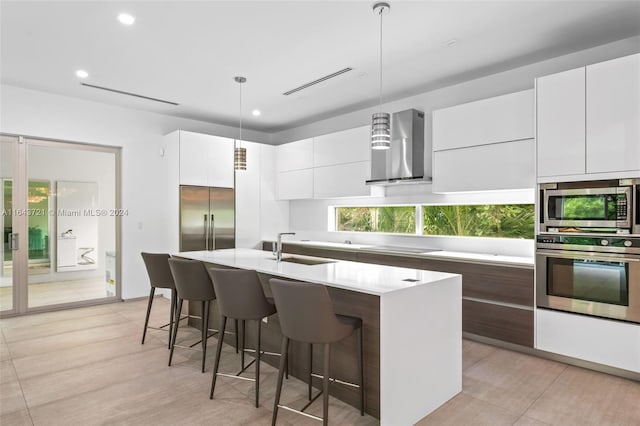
left=252, top=109, right=261, bottom=116
left=117, top=13, right=135, bottom=25
left=75, top=69, right=89, bottom=79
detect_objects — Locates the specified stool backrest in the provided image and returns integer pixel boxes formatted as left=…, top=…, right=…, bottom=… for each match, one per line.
left=168, top=258, right=215, bottom=301
left=208, top=269, right=275, bottom=320
left=269, top=279, right=350, bottom=344
left=141, top=252, right=175, bottom=289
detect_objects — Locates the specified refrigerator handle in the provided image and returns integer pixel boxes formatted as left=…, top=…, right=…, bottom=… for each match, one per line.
left=204, top=214, right=209, bottom=250
left=210, top=214, right=215, bottom=250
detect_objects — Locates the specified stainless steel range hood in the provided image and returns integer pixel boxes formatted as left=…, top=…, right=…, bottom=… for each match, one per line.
left=366, top=109, right=431, bottom=185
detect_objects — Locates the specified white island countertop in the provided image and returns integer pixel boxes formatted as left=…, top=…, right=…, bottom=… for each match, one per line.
left=175, top=248, right=460, bottom=296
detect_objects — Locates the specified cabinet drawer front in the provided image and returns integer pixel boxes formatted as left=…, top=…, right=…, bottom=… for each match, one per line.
left=423, top=259, right=533, bottom=306
left=357, top=252, right=424, bottom=269
left=463, top=299, right=533, bottom=347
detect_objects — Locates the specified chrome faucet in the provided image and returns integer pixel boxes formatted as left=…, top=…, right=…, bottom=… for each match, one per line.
left=273, top=232, right=296, bottom=261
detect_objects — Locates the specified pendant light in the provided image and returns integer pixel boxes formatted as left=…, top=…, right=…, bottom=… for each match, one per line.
left=234, top=76, right=247, bottom=171
left=371, top=2, right=391, bottom=150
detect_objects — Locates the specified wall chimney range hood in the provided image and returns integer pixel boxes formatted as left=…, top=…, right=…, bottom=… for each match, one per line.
left=366, top=109, right=431, bottom=185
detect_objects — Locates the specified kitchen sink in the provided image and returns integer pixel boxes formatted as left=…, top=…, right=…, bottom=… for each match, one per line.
left=269, top=256, right=336, bottom=265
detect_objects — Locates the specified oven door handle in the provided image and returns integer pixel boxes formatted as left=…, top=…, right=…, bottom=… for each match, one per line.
left=536, top=249, right=640, bottom=262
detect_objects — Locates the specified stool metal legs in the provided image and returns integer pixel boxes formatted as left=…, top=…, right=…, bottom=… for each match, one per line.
left=210, top=317, right=265, bottom=408
left=142, top=287, right=179, bottom=349
left=141, top=287, right=155, bottom=345
left=281, top=330, right=364, bottom=425
left=168, top=298, right=184, bottom=367
left=272, top=337, right=289, bottom=426
left=201, top=300, right=210, bottom=373
left=322, top=344, right=330, bottom=426
left=210, top=316, right=227, bottom=398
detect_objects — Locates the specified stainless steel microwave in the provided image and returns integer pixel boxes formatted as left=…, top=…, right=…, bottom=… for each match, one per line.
left=541, top=185, right=632, bottom=231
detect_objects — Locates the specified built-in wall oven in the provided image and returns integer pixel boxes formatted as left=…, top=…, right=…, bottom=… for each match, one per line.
left=536, top=234, right=640, bottom=323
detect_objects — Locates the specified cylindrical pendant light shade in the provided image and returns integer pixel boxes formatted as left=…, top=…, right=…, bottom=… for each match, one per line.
left=234, top=146, right=247, bottom=170
left=371, top=112, right=391, bottom=150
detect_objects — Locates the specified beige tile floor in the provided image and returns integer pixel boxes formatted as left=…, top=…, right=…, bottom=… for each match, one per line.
left=0, top=298, right=638, bottom=426
left=0, top=278, right=109, bottom=311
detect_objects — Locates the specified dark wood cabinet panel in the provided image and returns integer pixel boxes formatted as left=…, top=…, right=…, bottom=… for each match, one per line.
left=422, top=259, right=534, bottom=306
left=462, top=299, right=534, bottom=347
left=356, top=252, right=424, bottom=269
left=261, top=241, right=535, bottom=348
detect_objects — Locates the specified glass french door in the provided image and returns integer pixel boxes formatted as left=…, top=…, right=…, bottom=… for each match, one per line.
left=0, top=135, right=120, bottom=315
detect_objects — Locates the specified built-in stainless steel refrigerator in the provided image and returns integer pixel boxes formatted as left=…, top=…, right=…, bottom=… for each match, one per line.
left=179, top=185, right=235, bottom=251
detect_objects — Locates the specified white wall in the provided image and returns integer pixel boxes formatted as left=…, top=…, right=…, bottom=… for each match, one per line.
left=0, top=84, right=271, bottom=299
left=279, top=36, right=640, bottom=258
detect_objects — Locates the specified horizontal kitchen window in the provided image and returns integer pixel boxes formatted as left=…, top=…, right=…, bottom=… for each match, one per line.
left=335, top=206, right=416, bottom=234
left=422, top=204, right=535, bottom=239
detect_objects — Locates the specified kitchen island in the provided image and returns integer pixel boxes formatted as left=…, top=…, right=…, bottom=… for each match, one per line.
left=176, top=248, right=462, bottom=425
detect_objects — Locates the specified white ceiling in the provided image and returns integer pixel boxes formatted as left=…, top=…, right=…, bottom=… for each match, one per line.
left=2, top=1, right=639, bottom=133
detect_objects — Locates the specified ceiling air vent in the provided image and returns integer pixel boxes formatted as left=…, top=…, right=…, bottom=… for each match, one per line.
left=80, top=83, right=179, bottom=106
left=282, top=67, right=353, bottom=96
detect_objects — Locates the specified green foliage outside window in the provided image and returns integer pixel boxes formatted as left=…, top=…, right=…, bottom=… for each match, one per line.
left=335, top=204, right=535, bottom=239
left=422, top=204, right=534, bottom=239
left=336, top=206, right=416, bottom=234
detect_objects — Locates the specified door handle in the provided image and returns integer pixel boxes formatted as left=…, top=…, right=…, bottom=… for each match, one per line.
left=204, top=214, right=209, bottom=250
left=210, top=214, right=215, bottom=250
left=10, top=233, right=18, bottom=250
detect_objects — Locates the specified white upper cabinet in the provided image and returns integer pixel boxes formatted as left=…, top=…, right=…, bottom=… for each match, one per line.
left=433, top=139, right=535, bottom=193
left=313, top=126, right=370, bottom=167
left=432, top=90, right=535, bottom=193
left=275, top=127, right=374, bottom=200
left=313, top=161, right=370, bottom=198
left=433, top=90, right=533, bottom=151
left=536, top=68, right=586, bottom=178
left=276, top=138, right=314, bottom=172
left=276, top=169, right=314, bottom=200
left=536, top=53, right=640, bottom=181
left=178, top=130, right=234, bottom=187
left=586, top=53, right=640, bottom=174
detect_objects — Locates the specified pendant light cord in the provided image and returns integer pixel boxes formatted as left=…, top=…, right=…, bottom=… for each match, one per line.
left=378, top=7, right=383, bottom=111
left=238, top=81, right=243, bottom=147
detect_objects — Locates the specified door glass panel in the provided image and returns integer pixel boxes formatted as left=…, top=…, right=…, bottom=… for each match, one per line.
left=547, top=257, right=629, bottom=305
left=1, top=138, right=15, bottom=311
left=27, top=143, right=117, bottom=308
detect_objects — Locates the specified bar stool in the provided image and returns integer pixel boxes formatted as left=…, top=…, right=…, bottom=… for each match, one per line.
left=140, top=252, right=179, bottom=349
left=168, top=258, right=237, bottom=373
left=207, top=268, right=285, bottom=407
left=269, top=279, right=364, bottom=426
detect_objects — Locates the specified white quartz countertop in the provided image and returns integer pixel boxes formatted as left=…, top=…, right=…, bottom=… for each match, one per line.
left=283, top=240, right=534, bottom=268
left=175, top=249, right=460, bottom=296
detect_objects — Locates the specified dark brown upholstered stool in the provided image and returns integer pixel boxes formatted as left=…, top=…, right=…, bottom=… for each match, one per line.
left=141, top=252, right=180, bottom=349
left=168, top=258, right=236, bottom=373
left=269, top=279, right=364, bottom=426
left=208, top=268, right=286, bottom=407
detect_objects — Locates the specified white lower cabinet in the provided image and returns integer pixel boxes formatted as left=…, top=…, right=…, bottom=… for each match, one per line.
left=433, top=139, right=535, bottom=193
left=536, top=309, right=640, bottom=373
left=276, top=168, right=313, bottom=200
left=313, top=161, right=370, bottom=198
